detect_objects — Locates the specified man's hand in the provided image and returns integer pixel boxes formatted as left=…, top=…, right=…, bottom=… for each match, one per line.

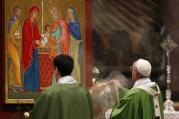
left=56, top=40, right=60, bottom=45
left=77, top=40, right=82, bottom=44
left=41, top=34, right=45, bottom=39
left=14, top=32, right=21, bottom=39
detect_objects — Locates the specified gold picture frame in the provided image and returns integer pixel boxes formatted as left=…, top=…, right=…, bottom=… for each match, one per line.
left=3, top=0, right=90, bottom=104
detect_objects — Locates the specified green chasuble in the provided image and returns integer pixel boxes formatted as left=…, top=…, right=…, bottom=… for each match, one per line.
left=31, top=84, right=93, bottom=119
left=110, top=85, right=164, bottom=119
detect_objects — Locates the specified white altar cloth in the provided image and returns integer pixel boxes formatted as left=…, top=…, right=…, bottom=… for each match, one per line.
left=105, top=109, right=179, bottom=119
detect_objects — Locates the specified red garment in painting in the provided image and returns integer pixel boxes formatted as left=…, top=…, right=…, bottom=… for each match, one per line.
left=22, top=18, right=41, bottom=72
left=58, top=18, right=70, bottom=55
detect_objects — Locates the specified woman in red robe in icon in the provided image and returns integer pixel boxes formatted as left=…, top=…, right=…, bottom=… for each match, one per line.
left=22, top=6, right=41, bottom=92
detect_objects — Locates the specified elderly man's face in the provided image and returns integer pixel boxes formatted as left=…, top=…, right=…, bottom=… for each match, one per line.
left=67, top=12, right=73, bottom=21
left=16, top=9, right=22, bottom=16
left=67, top=9, right=75, bottom=22
left=131, top=63, right=138, bottom=81
left=14, top=9, right=22, bottom=19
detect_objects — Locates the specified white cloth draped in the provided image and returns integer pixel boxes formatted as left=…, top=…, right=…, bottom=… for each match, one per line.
left=58, top=76, right=77, bottom=84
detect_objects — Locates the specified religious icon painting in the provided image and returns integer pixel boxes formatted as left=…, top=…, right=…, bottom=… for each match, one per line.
left=4, top=0, right=88, bottom=104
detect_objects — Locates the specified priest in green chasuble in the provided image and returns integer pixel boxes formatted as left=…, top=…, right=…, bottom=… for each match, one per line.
left=110, top=59, right=164, bottom=119
left=31, top=55, right=93, bottom=119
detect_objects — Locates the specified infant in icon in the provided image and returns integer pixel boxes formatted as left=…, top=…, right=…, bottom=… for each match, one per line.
left=41, top=24, right=57, bottom=58
left=41, top=25, right=51, bottom=46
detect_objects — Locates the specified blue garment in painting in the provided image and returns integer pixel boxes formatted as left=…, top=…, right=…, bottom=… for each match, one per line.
left=24, top=49, right=40, bottom=92
left=8, top=16, right=15, bottom=33
left=68, top=22, right=81, bottom=40
left=78, top=42, right=82, bottom=63
left=68, top=21, right=82, bottom=62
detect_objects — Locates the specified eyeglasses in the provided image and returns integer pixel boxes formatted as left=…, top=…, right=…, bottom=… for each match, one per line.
left=130, top=67, right=136, bottom=71
left=129, top=67, right=132, bottom=71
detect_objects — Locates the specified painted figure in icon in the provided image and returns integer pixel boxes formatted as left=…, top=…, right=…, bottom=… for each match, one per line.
left=50, top=6, right=70, bottom=55
left=8, top=5, right=23, bottom=92
left=22, top=6, right=41, bottom=92
left=66, top=7, right=82, bottom=82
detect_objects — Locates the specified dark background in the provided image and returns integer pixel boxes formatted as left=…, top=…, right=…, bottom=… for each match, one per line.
left=92, top=0, right=166, bottom=80
left=92, top=0, right=179, bottom=108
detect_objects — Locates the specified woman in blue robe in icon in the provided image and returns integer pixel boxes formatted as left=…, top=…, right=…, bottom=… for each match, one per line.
left=67, top=7, right=82, bottom=82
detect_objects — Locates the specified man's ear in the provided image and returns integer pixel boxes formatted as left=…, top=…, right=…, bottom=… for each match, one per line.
left=55, top=67, right=58, bottom=71
left=54, top=67, right=61, bottom=80
left=136, top=71, right=140, bottom=79
left=54, top=67, right=58, bottom=75
left=55, top=67, right=61, bottom=76
left=53, top=67, right=57, bottom=72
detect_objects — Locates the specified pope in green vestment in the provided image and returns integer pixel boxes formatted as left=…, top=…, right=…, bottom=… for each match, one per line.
left=110, top=59, right=164, bottom=119
left=31, top=55, right=93, bottom=119
left=111, top=83, right=164, bottom=119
